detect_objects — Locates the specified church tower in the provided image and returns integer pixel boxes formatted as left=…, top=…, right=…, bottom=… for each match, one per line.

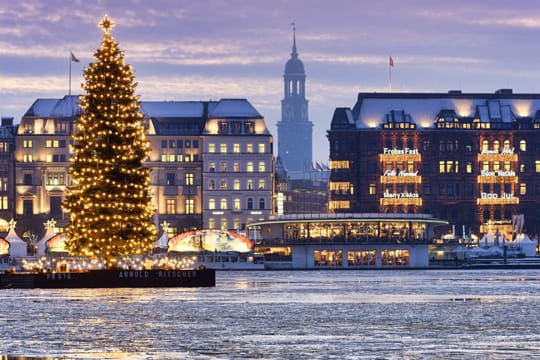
left=277, top=26, right=313, bottom=180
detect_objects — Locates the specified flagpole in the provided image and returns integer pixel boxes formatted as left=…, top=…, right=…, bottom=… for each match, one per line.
left=388, top=55, right=392, bottom=93
left=69, top=50, right=72, bottom=97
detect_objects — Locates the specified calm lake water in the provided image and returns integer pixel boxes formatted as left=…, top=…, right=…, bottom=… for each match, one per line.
left=1, top=269, right=540, bottom=359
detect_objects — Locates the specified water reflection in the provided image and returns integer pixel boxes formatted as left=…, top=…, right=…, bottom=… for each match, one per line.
left=1, top=270, right=540, bottom=359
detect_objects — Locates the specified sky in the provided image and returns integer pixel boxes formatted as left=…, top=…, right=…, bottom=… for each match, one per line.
left=2, top=0, right=540, bottom=162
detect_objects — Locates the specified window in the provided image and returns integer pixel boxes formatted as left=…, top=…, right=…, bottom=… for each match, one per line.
left=208, top=143, right=215, bottom=153
left=536, top=161, right=540, bottom=173
left=209, top=199, right=215, bottom=210
left=493, top=161, right=500, bottom=172
left=220, top=144, right=227, bottom=153
left=185, top=140, right=191, bottom=148
left=247, top=179, right=253, bottom=190
left=220, top=198, right=227, bottom=210
left=231, top=121, right=241, bottom=135
left=234, top=179, right=240, bottom=190
left=246, top=144, right=253, bottom=153
left=23, top=140, right=33, bottom=148
left=503, top=140, right=510, bottom=150
left=234, top=198, right=241, bottom=210
left=423, top=184, right=431, bottom=195
left=185, top=199, right=194, bottom=214
left=482, top=140, right=488, bottom=152
left=466, top=162, right=472, bottom=174
left=233, top=162, right=240, bottom=172
left=23, top=174, right=32, bottom=185
left=220, top=162, right=227, bottom=172
left=520, top=163, right=526, bottom=173
left=50, top=196, right=62, bottom=215
left=161, top=140, right=167, bottom=148
left=520, top=140, right=527, bottom=152
left=258, top=143, right=265, bottom=153
left=193, top=140, right=199, bottom=148
left=209, top=162, right=216, bottom=172
left=259, top=198, right=265, bottom=210
left=220, top=179, right=227, bottom=190
left=169, top=140, right=176, bottom=148
left=244, top=121, right=254, bottom=134
left=233, top=144, right=240, bottom=153
left=208, top=180, right=215, bottom=190
left=247, top=162, right=254, bottom=172
left=185, top=172, right=194, bottom=186
left=258, top=162, right=265, bottom=172
left=520, top=183, right=527, bottom=196
left=220, top=218, right=227, bottom=230
left=247, top=198, right=253, bottom=210
left=23, top=199, right=33, bottom=215
left=23, top=154, right=33, bottom=162
left=166, top=199, right=176, bottom=214
left=493, top=140, right=500, bottom=152
left=46, top=140, right=65, bottom=148
left=258, top=180, right=265, bottom=190
left=209, top=218, right=215, bottom=229
left=47, top=173, right=65, bottom=185
left=177, top=140, right=183, bottom=148
left=166, top=173, right=175, bottom=186
left=218, top=122, right=228, bottom=134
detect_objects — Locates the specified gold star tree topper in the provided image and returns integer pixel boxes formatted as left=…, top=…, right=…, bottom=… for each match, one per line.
left=98, top=14, right=115, bottom=35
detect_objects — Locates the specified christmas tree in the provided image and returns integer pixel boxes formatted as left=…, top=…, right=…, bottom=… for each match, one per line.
left=63, top=15, right=156, bottom=266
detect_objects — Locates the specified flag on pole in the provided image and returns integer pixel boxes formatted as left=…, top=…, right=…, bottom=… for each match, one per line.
left=389, top=55, right=394, bottom=67
left=70, top=51, right=79, bottom=62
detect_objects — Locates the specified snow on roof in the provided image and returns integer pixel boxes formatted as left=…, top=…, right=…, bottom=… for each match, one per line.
left=209, top=99, right=261, bottom=118
left=140, top=101, right=207, bottom=118
left=24, top=96, right=80, bottom=117
left=352, top=92, right=540, bottom=128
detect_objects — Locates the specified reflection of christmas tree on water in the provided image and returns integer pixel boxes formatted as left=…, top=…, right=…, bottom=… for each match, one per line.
left=63, top=15, right=156, bottom=267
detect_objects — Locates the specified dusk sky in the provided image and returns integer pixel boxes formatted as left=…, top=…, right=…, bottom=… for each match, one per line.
left=2, top=0, right=540, bottom=162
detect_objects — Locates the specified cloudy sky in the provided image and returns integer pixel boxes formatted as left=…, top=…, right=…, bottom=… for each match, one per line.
left=2, top=0, right=540, bottom=162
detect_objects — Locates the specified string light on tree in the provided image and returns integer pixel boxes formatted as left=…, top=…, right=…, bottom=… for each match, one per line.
left=63, top=14, right=157, bottom=267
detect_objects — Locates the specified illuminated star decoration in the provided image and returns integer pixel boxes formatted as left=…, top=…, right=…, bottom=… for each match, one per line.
left=161, top=220, right=170, bottom=233
left=98, top=14, right=115, bottom=35
left=44, top=218, right=57, bottom=232
left=8, top=218, right=16, bottom=231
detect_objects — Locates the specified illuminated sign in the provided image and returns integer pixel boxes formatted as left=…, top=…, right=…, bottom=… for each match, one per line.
left=383, top=170, right=418, bottom=176
left=481, top=148, right=514, bottom=155
left=383, top=148, right=419, bottom=154
left=383, top=192, right=419, bottom=198
left=480, top=170, right=516, bottom=176
left=477, top=193, right=519, bottom=205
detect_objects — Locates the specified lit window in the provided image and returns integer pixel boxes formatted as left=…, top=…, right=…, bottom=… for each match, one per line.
left=466, top=162, right=472, bottom=174
left=233, top=218, right=240, bottom=230
left=503, top=140, right=510, bottom=150
left=247, top=179, right=253, bottom=190
left=247, top=162, right=254, bottom=172
left=220, top=198, right=227, bottom=210
left=47, top=173, right=65, bottom=185
left=258, top=162, right=265, bottom=172
left=209, top=218, right=215, bottom=229
left=220, top=144, right=227, bottom=153
left=246, top=144, right=253, bottom=153
left=220, top=179, right=227, bottom=190
left=258, top=143, right=265, bottom=153
left=23, top=140, right=33, bottom=148
left=220, top=218, right=227, bottom=230
left=208, top=143, right=215, bottom=153
left=482, top=140, right=488, bottom=152
left=166, top=199, right=176, bottom=214
left=234, top=179, right=240, bottom=190
left=185, top=199, right=194, bottom=214
left=520, top=183, right=527, bottom=195
left=208, top=180, right=215, bottom=190
left=234, top=198, right=241, bottom=210
left=520, top=140, right=527, bottom=152
left=258, top=180, right=265, bottom=190
left=520, top=163, right=526, bottom=173
left=209, top=199, right=215, bottom=210
left=220, top=162, right=227, bottom=172
left=233, top=144, right=240, bottom=153
left=493, top=161, right=500, bottom=172
left=23, top=154, right=33, bottom=162
left=536, top=161, right=540, bottom=173
left=185, top=173, right=194, bottom=186
left=233, top=162, right=240, bottom=172
left=493, top=140, right=500, bottom=152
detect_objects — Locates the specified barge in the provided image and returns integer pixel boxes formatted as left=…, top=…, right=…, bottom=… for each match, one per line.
left=0, top=268, right=216, bottom=289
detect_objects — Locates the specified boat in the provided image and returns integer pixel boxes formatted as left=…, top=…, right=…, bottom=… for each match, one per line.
left=0, top=268, right=215, bottom=289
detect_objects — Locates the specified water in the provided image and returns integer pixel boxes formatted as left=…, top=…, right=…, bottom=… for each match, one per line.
left=1, top=269, right=540, bottom=359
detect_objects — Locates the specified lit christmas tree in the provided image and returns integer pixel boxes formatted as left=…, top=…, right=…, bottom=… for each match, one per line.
left=64, top=15, right=156, bottom=266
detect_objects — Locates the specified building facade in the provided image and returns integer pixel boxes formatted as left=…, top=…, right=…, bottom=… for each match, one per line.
left=328, top=90, right=540, bottom=237
left=0, top=117, right=16, bottom=229
left=13, top=96, right=273, bottom=238
left=202, top=99, right=274, bottom=231
left=277, top=27, right=313, bottom=180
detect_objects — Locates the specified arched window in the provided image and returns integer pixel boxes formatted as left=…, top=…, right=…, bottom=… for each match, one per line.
left=520, top=140, right=527, bottom=151
left=483, top=210, right=490, bottom=222
left=482, top=140, right=488, bottom=152
left=259, top=198, right=265, bottom=210
left=493, top=140, right=500, bottom=151
left=247, top=162, right=254, bottom=172
left=503, top=140, right=510, bottom=150
left=209, top=199, right=215, bottom=210
left=220, top=198, right=227, bottom=210
left=234, top=198, right=241, bottom=210
left=247, top=198, right=253, bottom=210
left=494, top=209, right=501, bottom=221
